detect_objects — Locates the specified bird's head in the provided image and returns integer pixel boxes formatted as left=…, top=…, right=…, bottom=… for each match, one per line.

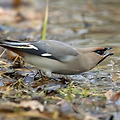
left=93, top=47, right=113, bottom=65
left=80, top=47, right=114, bottom=70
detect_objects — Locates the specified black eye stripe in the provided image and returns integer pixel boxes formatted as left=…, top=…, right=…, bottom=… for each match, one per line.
left=94, top=49, right=105, bottom=55
left=94, top=47, right=112, bottom=55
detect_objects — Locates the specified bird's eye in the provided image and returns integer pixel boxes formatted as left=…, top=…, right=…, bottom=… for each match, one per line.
left=94, top=49, right=104, bottom=55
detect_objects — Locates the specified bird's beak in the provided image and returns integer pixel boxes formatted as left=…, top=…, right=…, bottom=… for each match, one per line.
left=103, top=47, right=114, bottom=57
left=97, top=47, right=114, bottom=65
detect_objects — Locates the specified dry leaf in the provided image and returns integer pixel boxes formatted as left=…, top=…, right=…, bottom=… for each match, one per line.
left=110, top=92, right=120, bottom=102
left=105, top=90, right=120, bottom=103
left=104, top=89, right=115, bottom=100
left=19, top=100, right=44, bottom=112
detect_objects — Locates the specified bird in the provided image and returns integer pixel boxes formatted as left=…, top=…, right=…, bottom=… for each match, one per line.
left=0, top=39, right=113, bottom=77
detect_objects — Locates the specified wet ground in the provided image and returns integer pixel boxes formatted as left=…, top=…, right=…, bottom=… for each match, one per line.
left=0, top=0, right=120, bottom=120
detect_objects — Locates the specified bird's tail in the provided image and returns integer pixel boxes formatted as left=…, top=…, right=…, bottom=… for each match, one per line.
left=0, top=39, right=29, bottom=57
left=0, top=39, right=29, bottom=48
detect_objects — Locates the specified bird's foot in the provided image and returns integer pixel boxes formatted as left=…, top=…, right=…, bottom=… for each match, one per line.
left=34, top=70, right=51, bottom=80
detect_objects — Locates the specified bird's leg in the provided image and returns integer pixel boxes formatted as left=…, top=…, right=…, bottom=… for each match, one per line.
left=34, top=70, right=50, bottom=80
left=39, top=71, right=46, bottom=78
left=34, top=70, right=41, bottom=79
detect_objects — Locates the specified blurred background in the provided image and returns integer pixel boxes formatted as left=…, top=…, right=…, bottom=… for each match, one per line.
left=0, top=1, right=120, bottom=120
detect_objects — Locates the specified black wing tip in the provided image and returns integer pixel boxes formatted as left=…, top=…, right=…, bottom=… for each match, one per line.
left=0, top=38, right=24, bottom=47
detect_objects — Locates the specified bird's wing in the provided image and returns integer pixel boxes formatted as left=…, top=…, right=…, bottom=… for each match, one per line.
left=0, top=40, right=78, bottom=62
left=31, top=40, right=79, bottom=62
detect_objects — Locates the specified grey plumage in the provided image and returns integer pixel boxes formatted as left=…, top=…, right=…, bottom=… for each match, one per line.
left=32, top=40, right=79, bottom=62
left=0, top=39, right=113, bottom=77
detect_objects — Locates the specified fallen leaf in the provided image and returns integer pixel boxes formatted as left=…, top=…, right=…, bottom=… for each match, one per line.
left=104, top=89, right=115, bottom=100
left=110, top=92, right=120, bottom=102
left=19, top=100, right=44, bottom=112
left=105, top=90, right=120, bottom=103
